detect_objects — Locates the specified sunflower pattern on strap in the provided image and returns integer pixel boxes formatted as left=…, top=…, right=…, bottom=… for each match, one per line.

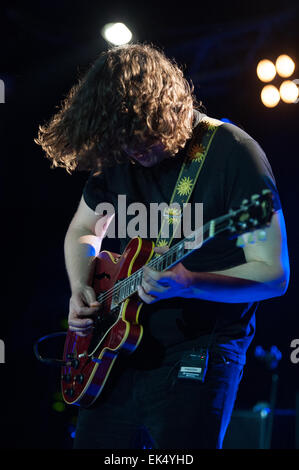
left=176, top=176, right=193, bottom=196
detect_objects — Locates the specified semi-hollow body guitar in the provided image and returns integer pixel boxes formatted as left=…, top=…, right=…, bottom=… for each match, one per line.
left=61, top=190, right=274, bottom=407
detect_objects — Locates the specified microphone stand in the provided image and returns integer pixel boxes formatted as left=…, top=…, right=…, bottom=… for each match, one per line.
left=254, top=345, right=282, bottom=449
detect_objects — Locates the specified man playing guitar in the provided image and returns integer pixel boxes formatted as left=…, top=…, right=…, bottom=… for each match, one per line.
left=35, top=43, right=289, bottom=449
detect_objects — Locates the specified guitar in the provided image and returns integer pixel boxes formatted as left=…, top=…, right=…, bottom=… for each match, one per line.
left=61, top=189, right=274, bottom=407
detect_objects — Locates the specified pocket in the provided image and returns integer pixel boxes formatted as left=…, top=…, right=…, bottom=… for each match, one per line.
left=210, top=350, right=245, bottom=367
left=211, top=352, right=232, bottom=365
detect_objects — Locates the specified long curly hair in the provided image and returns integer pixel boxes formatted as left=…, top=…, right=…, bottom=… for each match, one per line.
left=35, top=43, right=205, bottom=173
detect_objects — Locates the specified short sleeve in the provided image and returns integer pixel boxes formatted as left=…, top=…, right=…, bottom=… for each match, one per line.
left=82, top=170, right=107, bottom=211
left=224, top=138, right=281, bottom=213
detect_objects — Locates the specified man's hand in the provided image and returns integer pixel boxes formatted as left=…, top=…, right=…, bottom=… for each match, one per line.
left=68, top=284, right=100, bottom=336
left=137, top=246, right=193, bottom=304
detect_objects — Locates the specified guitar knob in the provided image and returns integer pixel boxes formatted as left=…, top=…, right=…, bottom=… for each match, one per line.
left=71, top=359, right=80, bottom=369
left=64, top=388, right=75, bottom=397
left=62, top=373, right=72, bottom=383
left=75, top=374, right=84, bottom=384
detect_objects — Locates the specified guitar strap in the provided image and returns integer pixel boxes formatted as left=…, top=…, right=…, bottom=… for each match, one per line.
left=155, top=116, right=223, bottom=366
left=155, top=116, right=223, bottom=249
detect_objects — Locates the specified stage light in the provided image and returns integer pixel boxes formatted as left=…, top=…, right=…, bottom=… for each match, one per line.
left=279, top=80, right=299, bottom=103
left=260, top=85, right=280, bottom=108
left=101, top=23, right=132, bottom=46
left=275, top=54, right=295, bottom=78
left=256, top=59, right=276, bottom=82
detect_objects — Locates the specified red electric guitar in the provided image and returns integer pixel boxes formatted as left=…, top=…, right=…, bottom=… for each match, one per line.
left=61, top=190, right=274, bottom=407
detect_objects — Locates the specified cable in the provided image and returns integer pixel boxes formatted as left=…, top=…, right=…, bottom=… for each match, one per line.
left=33, top=332, right=68, bottom=367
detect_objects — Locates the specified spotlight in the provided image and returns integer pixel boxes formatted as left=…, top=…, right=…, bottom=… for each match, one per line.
left=260, top=85, right=280, bottom=108
left=101, top=22, right=132, bottom=46
left=279, top=80, right=299, bottom=103
left=256, top=59, right=276, bottom=82
left=257, top=54, right=297, bottom=107
left=275, top=54, right=295, bottom=78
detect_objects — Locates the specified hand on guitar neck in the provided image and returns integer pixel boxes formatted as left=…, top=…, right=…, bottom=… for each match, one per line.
left=138, top=246, right=193, bottom=304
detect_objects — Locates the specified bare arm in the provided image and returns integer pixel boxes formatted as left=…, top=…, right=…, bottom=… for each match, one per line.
left=64, top=196, right=113, bottom=334
left=187, top=209, right=290, bottom=302
left=65, top=196, right=103, bottom=291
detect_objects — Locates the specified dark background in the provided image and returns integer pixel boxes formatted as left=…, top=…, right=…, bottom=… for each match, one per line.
left=1, top=0, right=298, bottom=449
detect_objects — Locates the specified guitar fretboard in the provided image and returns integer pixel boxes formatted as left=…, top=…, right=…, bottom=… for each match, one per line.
left=97, top=217, right=223, bottom=308
left=95, top=190, right=273, bottom=309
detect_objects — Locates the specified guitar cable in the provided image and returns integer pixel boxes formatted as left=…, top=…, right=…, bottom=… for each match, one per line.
left=33, top=332, right=69, bottom=367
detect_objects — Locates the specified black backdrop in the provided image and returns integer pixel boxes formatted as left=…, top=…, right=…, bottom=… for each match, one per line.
left=1, top=0, right=299, bottom=449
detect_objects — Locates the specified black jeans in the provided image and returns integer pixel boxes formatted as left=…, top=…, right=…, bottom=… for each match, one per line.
left=73, top=349, right=244, bottom=449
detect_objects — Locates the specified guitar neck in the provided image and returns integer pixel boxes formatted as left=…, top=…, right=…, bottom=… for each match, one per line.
left=112, top=214, right=230, bottom=305
left=96, top=190, right=274, bottom=309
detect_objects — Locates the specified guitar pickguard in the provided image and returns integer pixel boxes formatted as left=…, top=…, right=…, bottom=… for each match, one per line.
left=87, top=306, right=121, bottom=356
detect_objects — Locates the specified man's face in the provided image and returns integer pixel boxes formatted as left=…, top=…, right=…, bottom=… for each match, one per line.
left=123, top=141, right=168, bottom=167
left=122, top=127, right=170, bottom=167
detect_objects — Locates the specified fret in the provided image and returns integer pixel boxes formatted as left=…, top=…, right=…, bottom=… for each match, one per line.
left=155, top=257, right=163, bottom=272
left=166, top=250, right=173, bottom=268
left=111, top=284, right=119, bottom=309
left=162, top=256, right=167, bottom=271
left=119, top=283, right=123, bottom=302
left=176, top=241, right=185, bottom=259
left=132, top=275, right=137, bottom=293
left=129, top=279, right=135, bottom=294
left=120, top=282, right=125, bottom=302
left=136, top=270, right=142, bottom=287
left=209, top=220, right=215, bottom=238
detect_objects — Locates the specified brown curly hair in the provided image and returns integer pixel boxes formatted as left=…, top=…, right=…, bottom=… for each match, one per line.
left=34, top=42, right=205, bottom=173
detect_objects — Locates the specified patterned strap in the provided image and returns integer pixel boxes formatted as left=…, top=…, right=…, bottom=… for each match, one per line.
left=155, top=116, right=223, bottom=250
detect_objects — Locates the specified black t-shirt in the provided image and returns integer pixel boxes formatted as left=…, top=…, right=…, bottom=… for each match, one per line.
left=83, top=117, right=280, bottom=367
